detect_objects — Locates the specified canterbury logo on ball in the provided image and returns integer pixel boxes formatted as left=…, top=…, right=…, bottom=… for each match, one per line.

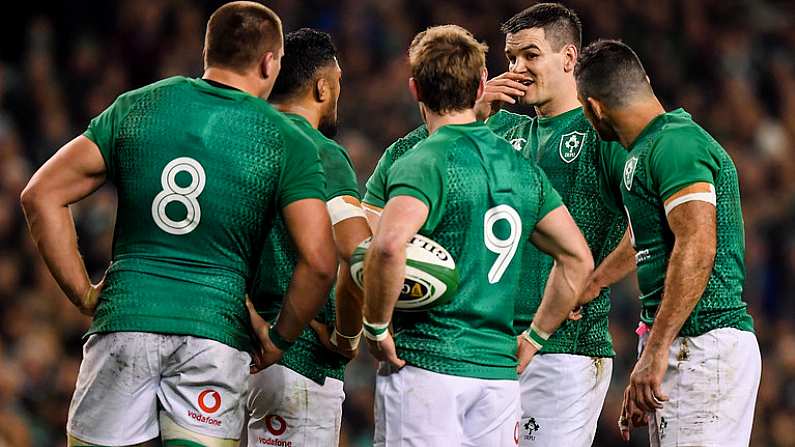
left=197, top=389, right=221, bottom=414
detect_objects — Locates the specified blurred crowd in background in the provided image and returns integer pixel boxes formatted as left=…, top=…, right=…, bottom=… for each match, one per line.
left=0, top=0, right=794, bottom=446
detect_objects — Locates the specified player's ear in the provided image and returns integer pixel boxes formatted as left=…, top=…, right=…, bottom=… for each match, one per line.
left=409, top=77, right=421, bottom=102
left=587, top=96, right=606, bottom=119
left=315, top=77, right=329, bottom=103
left=562, top=44, right=578, bottom=73
left=260, top=51, right=275, bottom=79
left=476, top=68, right=487, bottom=101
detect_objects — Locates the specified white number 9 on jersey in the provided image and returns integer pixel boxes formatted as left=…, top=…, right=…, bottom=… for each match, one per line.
left=484, top=205, right=522, bottom=283
left=151, top=157, right=206, bottom=235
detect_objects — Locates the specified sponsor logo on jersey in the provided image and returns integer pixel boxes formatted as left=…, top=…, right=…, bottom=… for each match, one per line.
left=198, top=389, right=221, bottom=414
left=522, top=417, right=541, bottom=441
left=559, top=131, right=586, bottom=163
left=510, top=138, right=527, bottom=151
left=623, top=156, right=639, bottom=190
left=265, top=415, right=288, bottom=436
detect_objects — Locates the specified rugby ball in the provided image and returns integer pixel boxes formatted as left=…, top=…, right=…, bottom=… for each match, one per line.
left=350, top=234, right=459, bottom=311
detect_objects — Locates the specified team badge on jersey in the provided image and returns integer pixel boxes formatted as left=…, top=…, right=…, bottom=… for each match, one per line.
left=623, top=156, right=639, bottom=190
left=559, top=131, right=586, bottom=163
left=510, top=137, right=527, bottom=152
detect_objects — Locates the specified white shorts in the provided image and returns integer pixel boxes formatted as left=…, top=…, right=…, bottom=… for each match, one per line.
left=244, top=364, right=344, bottom=447
left=374, top=365, right=519, bottom=447
left=639, top=327, right=761, bottom=447
left=518, top=354, right=612, bottom=446
left=67, top=332, right=251, bottom=446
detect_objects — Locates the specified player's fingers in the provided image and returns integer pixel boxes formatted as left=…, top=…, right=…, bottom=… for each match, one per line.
left=493, top=72, right=531, bottom=82
left=482, top=91, right=516, bottom=104
left=640, top=382, right=659, bottom=411
left=485, top=84, right=526, bottom=98
left=653, top=381, right=669, bottom=403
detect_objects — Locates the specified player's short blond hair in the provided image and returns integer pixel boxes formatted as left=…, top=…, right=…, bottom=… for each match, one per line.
left=408, top=25, right=488, bottom=114
left=204, top=1, right=283, bottom=73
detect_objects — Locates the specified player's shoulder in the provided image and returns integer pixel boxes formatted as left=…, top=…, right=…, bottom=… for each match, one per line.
left=651, top=109, right=715, bottom=155
left=487, top=109, right=533, bottom=131
left=111, top=76, right=189, bottom=110
left=383, top=124, right=430, bottom=162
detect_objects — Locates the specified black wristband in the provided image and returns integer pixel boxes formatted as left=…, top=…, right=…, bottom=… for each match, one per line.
left=268, top=325, right=295, bottom=352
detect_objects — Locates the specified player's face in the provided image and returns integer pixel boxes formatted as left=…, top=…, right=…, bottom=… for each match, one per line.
left=319, top=59, right=342, bottom=138
left=504, top=28, right=567, bottom=107
left=579, top=94, right=619, bottom=142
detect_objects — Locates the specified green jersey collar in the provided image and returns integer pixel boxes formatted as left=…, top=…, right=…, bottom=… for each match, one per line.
left=627, top=108, right=689, bottom=151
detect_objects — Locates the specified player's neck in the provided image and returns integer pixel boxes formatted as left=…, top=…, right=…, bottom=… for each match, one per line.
left=273, top=102, right=321, bottom=129
left=202, top=67, right=265, bottom=98
left=533, top=79, right=581, bottom=118
left=613, top=97, right=666, bottom=148
left=424, top=108, right=478, bottom=135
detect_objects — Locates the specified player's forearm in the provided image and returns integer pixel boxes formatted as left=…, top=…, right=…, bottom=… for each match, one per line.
left=362, top=240, right=405, bottom=324
left=587, top=230, right=635, bottom=293
left=21, top=196, right=91, bottom=306
left=277, top=258, right=336, bottom=341
left=532, top=253, right=593, bottom=334
left=644, top=237, right=715, bottom=353
left=335, top=261, right=364, bottom=336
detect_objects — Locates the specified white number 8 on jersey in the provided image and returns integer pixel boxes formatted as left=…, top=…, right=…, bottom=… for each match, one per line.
left=151, top=157, right=206, bottom=235
left=484, top=205, right=522, bottom=283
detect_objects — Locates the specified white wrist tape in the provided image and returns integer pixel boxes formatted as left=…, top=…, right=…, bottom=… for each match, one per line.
left=327, top=196, right=366, bottom=225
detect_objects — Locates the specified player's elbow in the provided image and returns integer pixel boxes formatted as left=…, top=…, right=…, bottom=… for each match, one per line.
left=369, top=236, right=403, bottom=261
left=20, top=178, right=46, bottom=217
left=302, top=248, right=337, bottom=289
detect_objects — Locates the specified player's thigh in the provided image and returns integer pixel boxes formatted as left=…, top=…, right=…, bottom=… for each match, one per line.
left=246, top=364, right=344, bottom=447
left=67, top=332, right=161, bottom=446
left=462, top=379, right=520, bottom=447
left=374, top=365, right=467, bottom=447
left=517, top=354, right=612, bottom=446
left=650, top=328, right=761, bottom=447
left=158, top=336, right=251, bottom=443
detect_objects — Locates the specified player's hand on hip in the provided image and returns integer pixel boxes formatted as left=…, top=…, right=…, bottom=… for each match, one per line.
left=473, top=72, right=530, bottom=121
left=78, top=264, right=110, bottom=316
left=628, top=347, right=669, bottom=412
left=246, top=297, right=283, bottom=373
left=619, top=384, right=649, bottom=441
left=516, top=335, right=539, bottom=374
left=365, top=332, right=405, bottom=370
left=309, top=320, right=359, bottom=360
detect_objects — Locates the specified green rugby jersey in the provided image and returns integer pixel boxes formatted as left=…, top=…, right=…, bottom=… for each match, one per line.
left=83, top=77, right=325, bottom=351
left=365, top=108, right=626, bottom=357
left=620, top=108, right=753, bottom=336
left=250, top=113, right=360, bottom=384
left=384, top=121, right=563, bottom=380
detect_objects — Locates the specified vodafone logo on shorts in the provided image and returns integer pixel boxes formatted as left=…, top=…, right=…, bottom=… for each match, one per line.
left=198, top=389, right=222, bottom=413
left=265, top=415, right=288, bottom=435
left=187, top=389, right=223, bottom=427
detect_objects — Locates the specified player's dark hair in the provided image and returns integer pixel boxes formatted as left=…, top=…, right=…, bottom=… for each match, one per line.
left=575, top=39, right=652, bottom=108
left=204, top=1, right=283, bottom=73
left=270, top=28, right=338, bottom=103
left=409, top=25, right=488, bottom=114
left=500, top=3, right=582, bottom=51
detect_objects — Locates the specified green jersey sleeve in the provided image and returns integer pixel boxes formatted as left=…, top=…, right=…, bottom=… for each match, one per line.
left=537, top=167, right=564, bottom=219
left=649, top=129, right=718, bottom=201
left=83, top=92, right=141, bottom=177
left=598, top=141, right=627, bottom=213
left=320, top=141, right=360, bottom=200
left=385, top=144, right=447, bottom=233
left=278, top=125, right=326, bottom=207
left=363, top=146, right=393, bottom=209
